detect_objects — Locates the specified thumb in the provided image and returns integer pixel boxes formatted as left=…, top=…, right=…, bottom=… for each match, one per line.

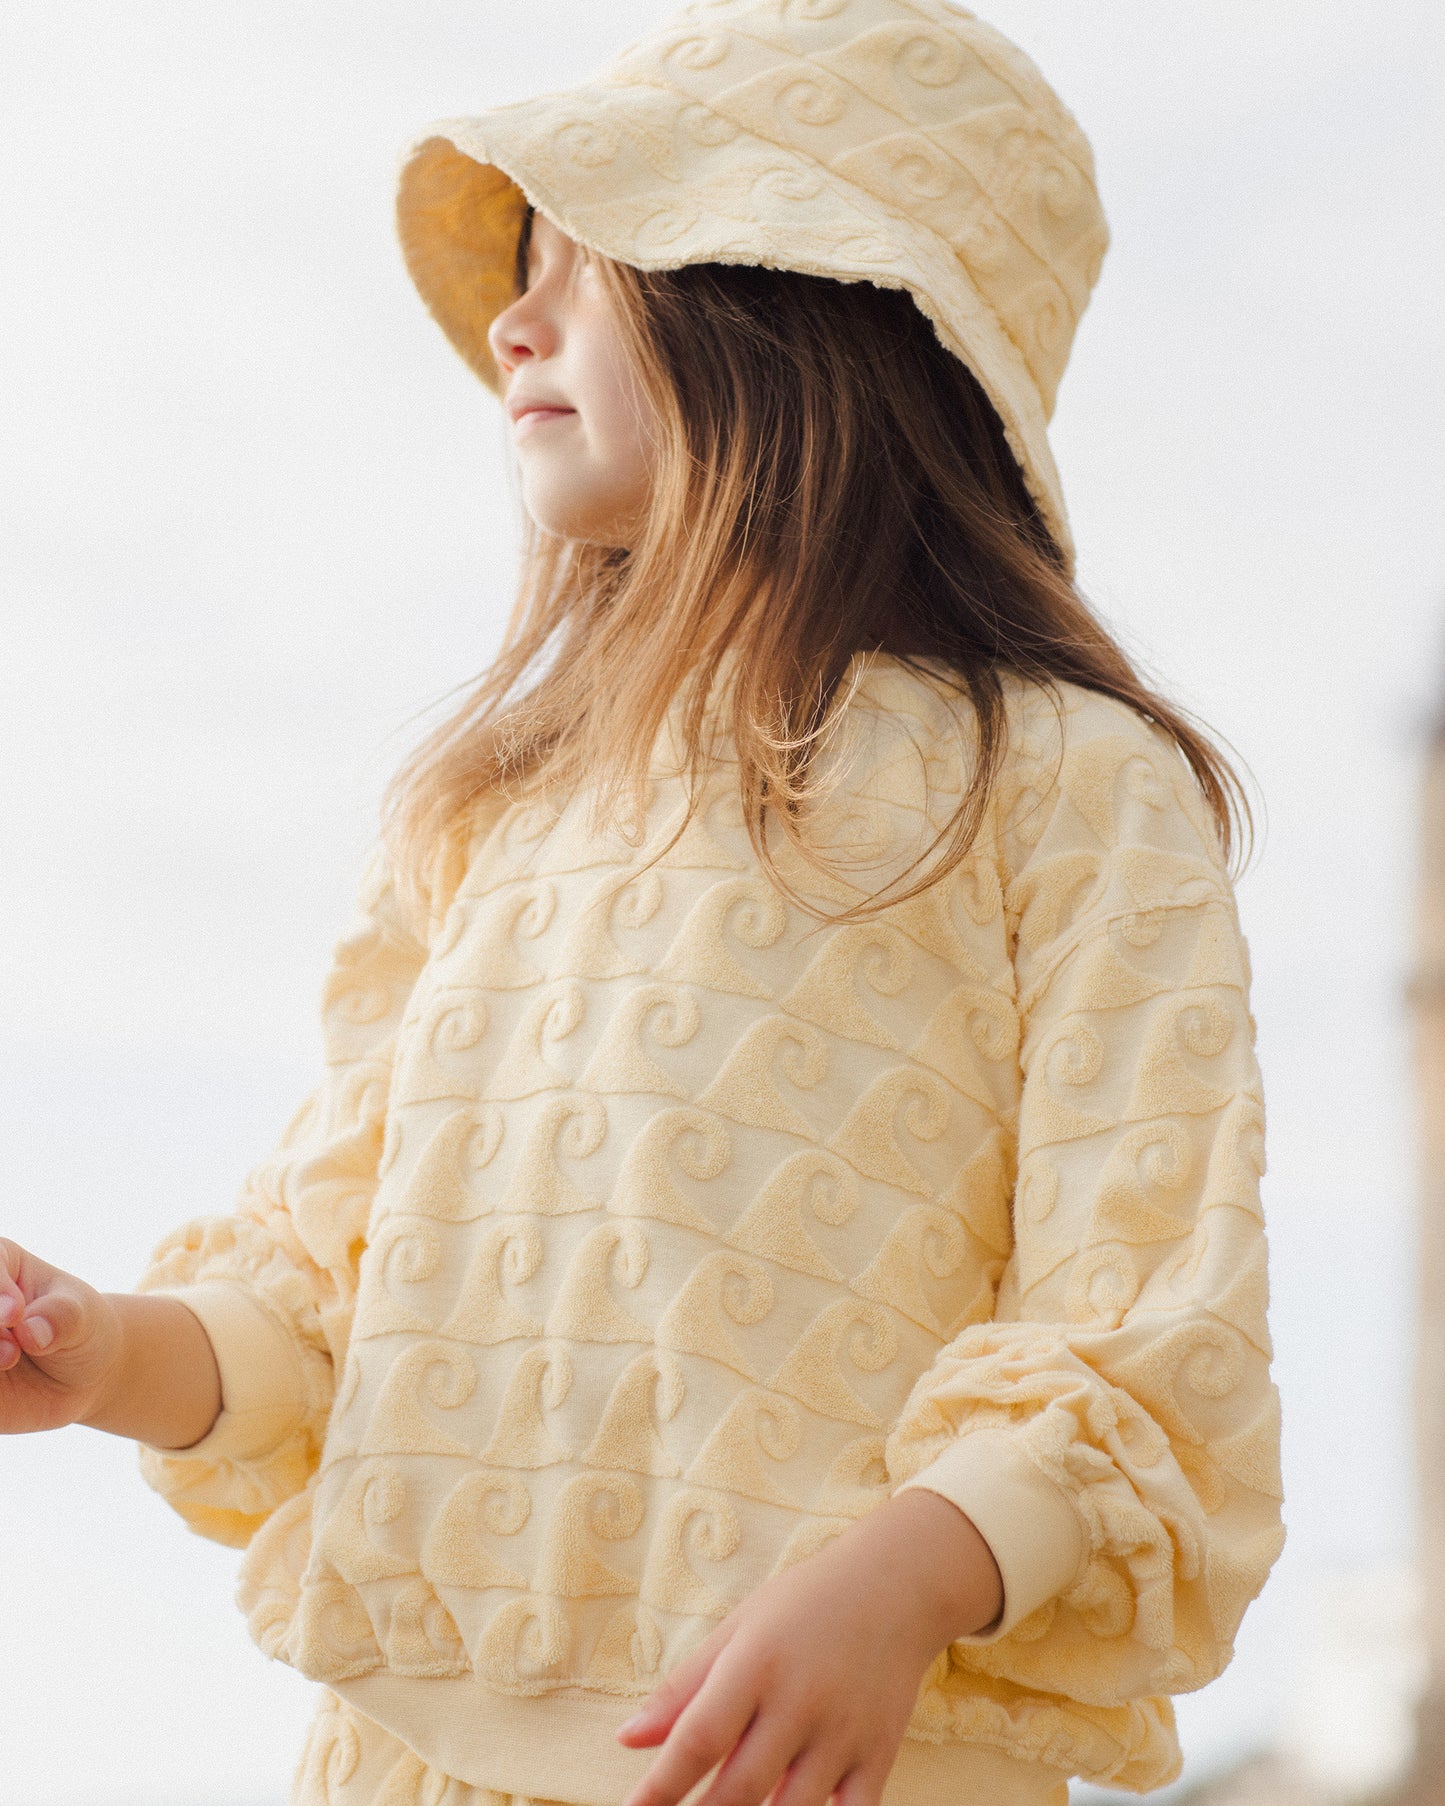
left=16, top=1286, right=87, bottom=1360
left=615, top=1621, right=737, bottom=1748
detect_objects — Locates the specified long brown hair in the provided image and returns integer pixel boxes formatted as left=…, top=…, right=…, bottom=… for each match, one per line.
left=385, top=234, right=1248, bottom=919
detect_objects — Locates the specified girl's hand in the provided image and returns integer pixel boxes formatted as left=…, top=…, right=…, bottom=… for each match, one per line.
left=617, top=1488, right=1003, bottom=1806
left=0, top=1238, right=126, bottom=1434
left=0, top=1238, right=221, bottom=1447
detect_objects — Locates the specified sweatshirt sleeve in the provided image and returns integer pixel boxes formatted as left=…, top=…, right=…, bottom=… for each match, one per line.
left=885, top=690, right=1284, bottom=1703
left=135, top=847, right=429, bottom=1549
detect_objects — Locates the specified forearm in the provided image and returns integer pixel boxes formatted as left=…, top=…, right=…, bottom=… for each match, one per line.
left=81, top=1293, right=221, bottom=1450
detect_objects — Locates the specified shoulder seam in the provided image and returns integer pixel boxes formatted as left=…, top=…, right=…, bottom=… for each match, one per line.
left=1016, top=891, right=1240, bottom=1020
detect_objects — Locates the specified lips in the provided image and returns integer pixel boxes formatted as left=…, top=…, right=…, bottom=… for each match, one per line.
left=507, top=396, right=577, bottom=435
left=515, top=406, right=574, bottom=431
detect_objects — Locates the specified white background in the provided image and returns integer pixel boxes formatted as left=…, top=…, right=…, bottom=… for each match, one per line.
left=0, top=4, right=1442, bottom=1802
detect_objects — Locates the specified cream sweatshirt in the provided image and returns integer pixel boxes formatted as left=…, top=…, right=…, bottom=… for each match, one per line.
left=138, top=659, right=1283, bottom=1804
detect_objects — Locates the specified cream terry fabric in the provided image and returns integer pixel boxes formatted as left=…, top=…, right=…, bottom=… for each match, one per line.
left=139, top=662, right=1282, bottom=1803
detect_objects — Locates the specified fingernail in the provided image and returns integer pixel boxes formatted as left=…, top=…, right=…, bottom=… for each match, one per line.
left=0, top=1295, right=16, bottom=1326
left=23, top=1315, right=53, bottom=1350
left=617, top=1714, right=645, bottom=1736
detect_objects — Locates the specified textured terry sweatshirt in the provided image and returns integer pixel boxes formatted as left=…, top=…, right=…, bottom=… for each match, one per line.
left=138, top=660, right=1284, bottom=1805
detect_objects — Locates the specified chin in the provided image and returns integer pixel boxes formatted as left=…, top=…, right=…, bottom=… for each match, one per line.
left=523, top=486, right=639, bottom=547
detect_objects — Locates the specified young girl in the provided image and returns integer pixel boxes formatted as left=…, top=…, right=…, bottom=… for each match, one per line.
left=0, top=3, right=1284, bottom=1804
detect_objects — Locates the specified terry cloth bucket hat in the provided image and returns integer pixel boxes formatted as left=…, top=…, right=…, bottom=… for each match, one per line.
left=396, top=0, right=1108, bottom=569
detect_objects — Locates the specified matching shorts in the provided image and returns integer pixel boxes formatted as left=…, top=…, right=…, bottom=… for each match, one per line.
left=292, top=1692, right=576, bottom=1806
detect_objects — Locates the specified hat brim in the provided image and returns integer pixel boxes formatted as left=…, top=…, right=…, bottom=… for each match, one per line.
left=397, top=107, right=1075, bottom=569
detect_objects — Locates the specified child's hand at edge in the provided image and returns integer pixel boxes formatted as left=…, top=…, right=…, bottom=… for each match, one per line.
left=0, top=1237, right=220, bottom=1447
left=616, top=1487, right=1003, bottom=1806
left=0, top=1237, right=126, bottom=1432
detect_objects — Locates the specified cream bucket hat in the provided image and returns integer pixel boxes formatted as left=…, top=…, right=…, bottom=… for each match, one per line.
left=396, top=0, right=1108, bottom=569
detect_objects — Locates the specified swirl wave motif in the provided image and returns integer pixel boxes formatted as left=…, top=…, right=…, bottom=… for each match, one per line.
left=830, top=1064, right=953, bottom=1195
left=422, top=1469, right=532, bottom=1591
left=481, top=1346, right=575, bottom=1469
left=686, top=1388, right=804, bottom=1507
left=657, top=1251, right=775, bottom=1380
left=894, top=25, right=968, bottom=88
left=852, top=1201, right=968, bottom=1335
left=583, top=1351, right=687, bottom=1479
left=911, top=981, right=1018, bottom=1110
left=726, top=1147, right=858, bottom=1282
left=813, top=1434, right=891, bottom=1517
left=609, top=1106, right=731, bottom=1234
left=475, top=1596, right=572, bottom=1695
left=289, top=1567, right=383, bottom=1683
left=489, top=981, right=588, bottom=1101
left=359, top=1342, right=477, bottom=1458
left=317, top=1462, right=411, bottom=1584
left=777, top=72, right=850, bottom=126
left=294, top=1696, right=361, bottom=1798
left=354, top=1220, right=444, bottom=1336
left=768, top=1297, right=899, bottom=1427
left=668, top=31, right=734, bottom=70
left=534, top=1472, right=646, bottom=1599
left=552, top=119, right=619, bottom=168
left=440, top=1222, right=545, bottom=1346
left=396, top=1103, right=505, bottom=1224
left=697, top=1015, right=828, bottom=1139
left=460, top=881, right=557, bottom=994
left=391, top=992, right=491, bottom=1105
left=383, top=1577, right=468, bottom=1678
left=499, top=1093, right=609, bottom=1216
left=558, top=868, right=665, bottom=980
left=640, top=1490, right=742, bottom=1618
left=544, top=1222, right=653, bottom=1345
left=578, top=982, right=701, bottom=1099
left=781, top=922, right=915, bottom=1050
left=588, top=1602, right=666, bottom=1688
left=656, top=874, right=790, bottom=1000
left=1065, top=1244, right=1142, bottom=1327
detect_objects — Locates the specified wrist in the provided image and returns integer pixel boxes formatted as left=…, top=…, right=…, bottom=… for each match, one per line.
left=845, top=1489, right=1005, bottom=1653
left=81, top=1293, right=222, bottom=1448
left=74, top=1290, right=130, bottom=1430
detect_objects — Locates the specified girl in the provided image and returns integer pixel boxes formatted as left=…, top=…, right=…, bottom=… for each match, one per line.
left=0, top=3, right=1284, bottom=1805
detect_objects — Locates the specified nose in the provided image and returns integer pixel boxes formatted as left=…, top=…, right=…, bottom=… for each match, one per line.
left=488, top=291, right=558, bottom=378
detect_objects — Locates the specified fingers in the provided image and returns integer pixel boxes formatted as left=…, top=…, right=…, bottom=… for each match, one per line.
left=0, top=1239, right=30, bottom=1368
left=618, top=1623, right=736, bottom=1749
left=0, top=1239, right=27, bottom=1322
left=0, top=1302, right=58, bottom=1368
left=16, top=1288, right=84, bottom=1358
left=0, top=1244, right=87, bottom=1368
left=768, top=1748, right=852, bottom=1806
left=622, top=1657, right=761, bottom=1806
left=832, top=1767, right=884, bottom=1806
left=691, top=1714, right=810, bottom=1806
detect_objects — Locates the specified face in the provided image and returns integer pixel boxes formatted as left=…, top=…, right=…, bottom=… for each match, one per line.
left=487, top=213, right=659, bottom=547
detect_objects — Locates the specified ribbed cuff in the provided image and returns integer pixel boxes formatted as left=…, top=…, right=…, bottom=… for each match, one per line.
left=896, top=1428, right=1085, bottom=1639
left=148, top=1281, right=309, bottom=1465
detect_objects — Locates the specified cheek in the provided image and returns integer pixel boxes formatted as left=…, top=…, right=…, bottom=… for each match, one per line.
left=519, top=324, right=657, bottom=541
left=514, top=407, right=652, bottom=543
left=575, top=338, right=657, bottom=489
